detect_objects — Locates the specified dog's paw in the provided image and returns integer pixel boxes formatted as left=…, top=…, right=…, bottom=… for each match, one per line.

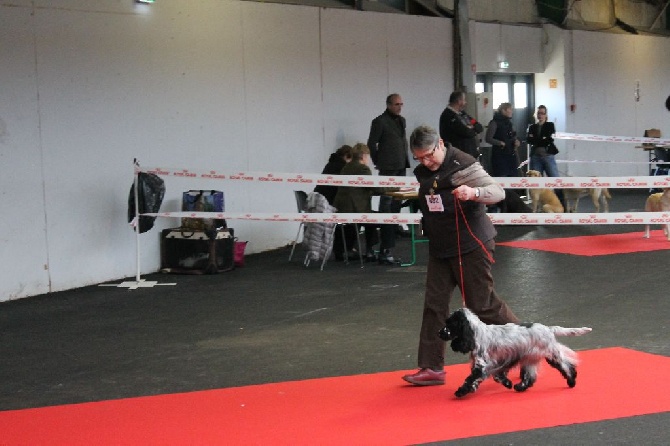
left=493, top=373, right=513, bottom=389
left=513, top=382, right=529, bottom=392
left=454, top=386, right=472, bottom=398
left=566, top=366, right=577, bottom=387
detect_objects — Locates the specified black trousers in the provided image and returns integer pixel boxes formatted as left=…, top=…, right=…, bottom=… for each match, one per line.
left=339, top=223, right=379, bottom=254
left=378, top=168, right=406, bottom=251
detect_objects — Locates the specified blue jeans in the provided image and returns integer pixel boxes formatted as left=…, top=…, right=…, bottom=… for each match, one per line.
left=529, top=154, right=559, bottom=177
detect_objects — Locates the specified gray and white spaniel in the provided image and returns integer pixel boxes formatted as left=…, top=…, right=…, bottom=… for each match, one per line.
left=439, top=308, right=592, bottom=398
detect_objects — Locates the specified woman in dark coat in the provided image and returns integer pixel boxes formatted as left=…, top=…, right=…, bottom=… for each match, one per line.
left=485, top=102, right=521, bottom=177
left=313, top=145, right=352, bottom=205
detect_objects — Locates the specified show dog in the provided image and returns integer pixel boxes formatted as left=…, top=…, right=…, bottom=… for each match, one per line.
left=564, top=187, right=611, bottom=213
left=526, top=170, right=564, bottom=213
left=644, top=188, right=670, bottom=240
left=438, top=308, right=592, bottom=398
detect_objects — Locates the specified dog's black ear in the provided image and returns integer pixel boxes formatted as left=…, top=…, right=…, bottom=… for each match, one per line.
left=449, top=311, right=476, bottom=353
left=459, top=319, right=476, bottom=352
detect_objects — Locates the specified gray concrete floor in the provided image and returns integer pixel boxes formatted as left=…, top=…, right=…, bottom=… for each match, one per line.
left=1, top=189, right=668, bottom=444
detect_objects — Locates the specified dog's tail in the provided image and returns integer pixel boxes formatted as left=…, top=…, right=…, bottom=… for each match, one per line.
left=549, top=326, right=592, bottom=337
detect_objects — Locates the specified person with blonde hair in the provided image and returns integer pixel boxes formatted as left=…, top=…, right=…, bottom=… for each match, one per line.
left=527, top=105, right=559, bottom=177
left=334, top=143, right=398, bottom=263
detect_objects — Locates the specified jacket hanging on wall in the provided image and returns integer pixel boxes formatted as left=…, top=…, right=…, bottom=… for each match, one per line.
left=127, top=172, right=165, bottom=233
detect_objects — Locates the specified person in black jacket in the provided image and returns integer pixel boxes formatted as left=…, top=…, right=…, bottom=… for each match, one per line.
left=401, top=125, right=519, bottom=387
left=367, top=94, right=410, bottom=264
left=314, top=145, right=352, bottom=261
left=485, top=102, right=521, bottom=178
left=527, top=105, right=559, bottom=177
left=439, top=91, right=484, bottom=159
left=314, top=145, right=352, bottom=205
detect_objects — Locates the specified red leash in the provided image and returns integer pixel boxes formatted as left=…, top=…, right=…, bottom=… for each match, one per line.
left=454, top=193, right=495, bottom=304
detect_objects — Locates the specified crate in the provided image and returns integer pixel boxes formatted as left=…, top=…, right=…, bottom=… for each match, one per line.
left=160, top=228, right=234, bottom=274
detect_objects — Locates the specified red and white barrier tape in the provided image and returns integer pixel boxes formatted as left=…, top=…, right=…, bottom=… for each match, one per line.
left=498, top=176, right=670, bottom=189
left=555, top=132, right=670, bottom=145
left=140, top=166, right=670, bottom=189
left=142, top=167, right=419, bottom=187
left=142, top=211, right=670, bottom=225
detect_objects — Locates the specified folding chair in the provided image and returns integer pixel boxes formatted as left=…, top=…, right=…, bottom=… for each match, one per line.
left=288, top=191, right=308, bottom=261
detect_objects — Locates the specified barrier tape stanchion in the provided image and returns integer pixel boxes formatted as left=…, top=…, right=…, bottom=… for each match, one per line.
left=100, top=160, right=177, bottom=290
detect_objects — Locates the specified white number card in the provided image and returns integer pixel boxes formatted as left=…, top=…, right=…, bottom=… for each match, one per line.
left=426, top=194, right=444, bottom=212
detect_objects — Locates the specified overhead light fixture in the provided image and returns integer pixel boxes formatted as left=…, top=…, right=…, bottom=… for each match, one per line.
left=136, top=0, right=155, bottom=4
left=498, top=60, right=509, bottom=70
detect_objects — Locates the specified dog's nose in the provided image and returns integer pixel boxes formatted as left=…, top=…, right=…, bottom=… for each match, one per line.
left=438, top=327, right=452, bottom=341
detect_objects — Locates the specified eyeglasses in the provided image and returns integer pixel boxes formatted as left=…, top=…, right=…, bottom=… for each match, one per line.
left=537, top=112, right=546, bottom=115
left=413, top=145, right=438, bottom=162
left=393, top=102, right=404, bottom=106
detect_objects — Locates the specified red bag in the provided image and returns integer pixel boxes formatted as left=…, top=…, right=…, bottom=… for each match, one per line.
left=234, top=239, right=248, bottom=267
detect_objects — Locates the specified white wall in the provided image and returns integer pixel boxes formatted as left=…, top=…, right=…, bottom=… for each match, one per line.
left=565, top=30, right=670, bottom=176
left=473, top=22, right=543, bottom=74
left=0, top=0, right=453, bottom=301
left=535, top=25, right=568, bottom=172
left=0, top=3, right=51, bottom=299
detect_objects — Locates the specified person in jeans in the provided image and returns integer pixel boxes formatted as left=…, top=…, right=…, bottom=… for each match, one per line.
left=527, top=105, right=559, bottom=177
left=527, top=105, right=562, bottom=204
left=402, top=125, right=519, bottom=386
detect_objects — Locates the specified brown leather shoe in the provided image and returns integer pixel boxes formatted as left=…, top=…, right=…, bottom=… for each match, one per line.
left=402, top=368, right=445, bottom=386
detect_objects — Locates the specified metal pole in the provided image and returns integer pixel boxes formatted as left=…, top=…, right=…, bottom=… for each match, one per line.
left=133, top=159, right=141, bottom=283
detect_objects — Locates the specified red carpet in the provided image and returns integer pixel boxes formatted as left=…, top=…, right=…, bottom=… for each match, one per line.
left=1, top=347, right=668, bottom=445
left=498, top=230, right=670, bottom=256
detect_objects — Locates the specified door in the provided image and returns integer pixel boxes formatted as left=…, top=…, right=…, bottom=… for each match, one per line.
left=476, top=74, right=535, bottom=170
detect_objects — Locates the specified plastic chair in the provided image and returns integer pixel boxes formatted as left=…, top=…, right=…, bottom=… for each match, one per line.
left=288, top=191, right=308, bottom=261
left=291, top=190, right=363, bottom=269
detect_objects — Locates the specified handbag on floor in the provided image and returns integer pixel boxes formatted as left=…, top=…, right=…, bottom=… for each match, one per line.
left=181, top=190, right=226, bottom=234
left=233, top=239, right=248, bottom=267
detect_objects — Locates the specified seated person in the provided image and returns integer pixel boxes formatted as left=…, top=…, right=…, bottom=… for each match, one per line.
left=314, top=145, right=353, bottom=205
left=333, top=143, right=398, bottom=263
left=314, top=145, right=352, bottom=260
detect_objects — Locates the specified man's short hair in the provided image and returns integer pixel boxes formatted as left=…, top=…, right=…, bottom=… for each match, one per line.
left=386, top=93, right=400, bottom=105
left=448, top=91, right=464, bottom=105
